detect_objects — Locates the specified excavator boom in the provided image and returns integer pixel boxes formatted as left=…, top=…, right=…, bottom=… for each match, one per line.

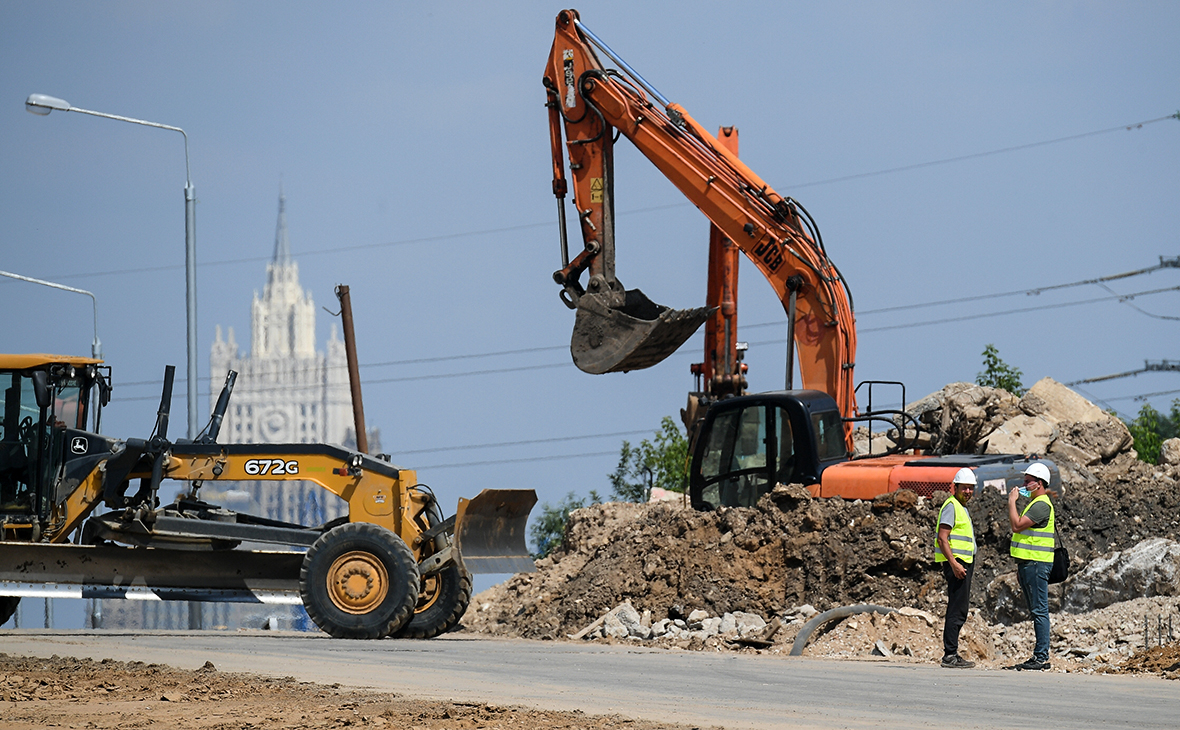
left=545, top=10, right=857, bottom=438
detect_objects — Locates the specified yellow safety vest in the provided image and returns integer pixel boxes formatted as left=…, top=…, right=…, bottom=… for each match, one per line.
left=1010, top=494, right=1056, bottom=562
left=934, top=496, right=975, bottom=564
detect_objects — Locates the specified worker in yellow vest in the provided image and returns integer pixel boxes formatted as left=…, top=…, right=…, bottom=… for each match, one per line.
left=1007, top=461, right=1057, bottom=671
left=936, top=467, right=977, bottom=668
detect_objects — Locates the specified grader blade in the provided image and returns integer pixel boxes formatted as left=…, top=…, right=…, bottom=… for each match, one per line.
left=571, top=289, right=712, bottom=374
left=454, top=489, right=538, bottom=574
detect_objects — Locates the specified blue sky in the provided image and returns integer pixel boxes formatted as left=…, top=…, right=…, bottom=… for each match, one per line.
left=2, top=2, right=1178, bottom=602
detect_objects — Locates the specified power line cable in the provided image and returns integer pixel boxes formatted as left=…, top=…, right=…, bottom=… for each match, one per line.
left=783, top=113, right=1180, bottom=189
left=398, top=429, right=653, bottom=455
left=414, top=450, right=621, bottom=471
left=112, top=283, right=1179, bottom=398
left=109, top=257, right=1178, bottom=391
left=14, top=115, right=1176, bottom=284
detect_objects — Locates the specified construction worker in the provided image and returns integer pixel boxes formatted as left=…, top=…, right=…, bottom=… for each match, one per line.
left=1007, top=461, right=1057, bottom=671
left=936, top=467, right=977, bottom=668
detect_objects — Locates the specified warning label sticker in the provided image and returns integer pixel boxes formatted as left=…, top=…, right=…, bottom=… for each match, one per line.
left=590, top=177, right=603, bottom=203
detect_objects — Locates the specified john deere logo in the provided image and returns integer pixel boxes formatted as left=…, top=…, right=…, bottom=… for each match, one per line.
left=70, top=437, right=88, bottom=454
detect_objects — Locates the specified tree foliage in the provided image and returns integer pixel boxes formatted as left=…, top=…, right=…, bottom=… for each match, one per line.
left=975, top=344, right=1025, bottom=395
left=608, top=416, right=689, bottom=502
left=527, top=416, right=689, bottom=558
left=1125, top=400, right=1180, bottom=464
left=528, top=490, right=601, bottom=559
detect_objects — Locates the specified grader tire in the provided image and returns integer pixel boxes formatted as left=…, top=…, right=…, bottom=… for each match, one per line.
left=394, top=564, right=472, bottom=640
left=0, top=596, right=19, bottom=626
left=299, top=523, right=419, bottom=640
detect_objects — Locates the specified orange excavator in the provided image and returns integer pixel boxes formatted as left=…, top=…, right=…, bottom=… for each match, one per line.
left=544, top=9, right=1059, bottom=506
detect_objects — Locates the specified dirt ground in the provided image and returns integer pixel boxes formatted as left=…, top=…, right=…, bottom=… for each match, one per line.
left=0, top=653, right=715, bottom=730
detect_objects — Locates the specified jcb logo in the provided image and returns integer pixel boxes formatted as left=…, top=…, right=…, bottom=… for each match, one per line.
left=243, top=458, right=299, bottom=476
left=753, top=238, right=784, bottom=272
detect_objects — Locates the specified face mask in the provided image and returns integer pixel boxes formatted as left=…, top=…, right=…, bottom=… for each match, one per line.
left=1019, top=487, right=1032, bottom=498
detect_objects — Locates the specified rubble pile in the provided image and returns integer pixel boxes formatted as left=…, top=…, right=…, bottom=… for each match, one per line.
left=460, top=380, right=1180, bottom=674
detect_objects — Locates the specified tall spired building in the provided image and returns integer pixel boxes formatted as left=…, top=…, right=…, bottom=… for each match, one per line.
left=210, top=192, right=351, bottom=448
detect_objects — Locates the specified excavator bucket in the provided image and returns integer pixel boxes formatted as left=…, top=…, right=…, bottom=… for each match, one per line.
left=570, top=289, right=712, bottom=374
left=453, top=488, right=538, bottom=574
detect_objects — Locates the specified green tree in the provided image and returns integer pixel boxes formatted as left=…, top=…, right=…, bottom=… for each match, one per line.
left=1125, top=399, right=1180, bottom=464
left=608, top=416, right=689, bottom=502
left=528, top=490, right=601, bottom=558
left=975, top=344, right=1025, bottom=395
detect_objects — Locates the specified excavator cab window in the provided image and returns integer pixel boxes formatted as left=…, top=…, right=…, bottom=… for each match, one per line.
left=697, top=404, right=796, bottom=509
left=776, top=409, right=796, bottom=485
left=812, top=410, right=847, bottom=461
left=0, top=371, right=45, bottom=512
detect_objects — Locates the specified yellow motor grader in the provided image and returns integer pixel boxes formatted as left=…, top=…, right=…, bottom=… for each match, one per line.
left=0, top=354, right=535, bottom=639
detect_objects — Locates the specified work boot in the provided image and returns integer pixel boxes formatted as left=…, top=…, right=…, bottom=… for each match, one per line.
left=940, top=654, right=975, bottom=669
left=1015, top=658, right=1050, bottom=671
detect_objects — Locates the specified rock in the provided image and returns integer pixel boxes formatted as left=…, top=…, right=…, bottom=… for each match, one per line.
left=687, top=609, right=709, bottom=623
left=1021, top=378, right=1109, bottom=424
left=872, top=640, right=892, bottom=657
left=1048, top=441, right=1101, bottom=467
left=699, top=617, right=722, bottom=636
left=1161, top=439, right=1180, bottom=467
left=718, top=613, right=737, bottom=636
left=896, top=607, right=937, bottom=627
left=731, top=611, right=768, bottom=637
left=1064, top=538, right=1180, bottom=613
left=766, top=482, right=812, bottom=511
left=907, top=382, right=1023, bottom=454
left=872, top=489, right=918, bottom=513
left=1061, top=419, right=1135, bottom=462
left=603, top=603, right=649, bottom=639
left=983, top=414, right=1057, bottom=456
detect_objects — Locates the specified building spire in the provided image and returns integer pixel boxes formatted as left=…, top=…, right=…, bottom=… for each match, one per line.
left=273, top=185, right=291, bottom=265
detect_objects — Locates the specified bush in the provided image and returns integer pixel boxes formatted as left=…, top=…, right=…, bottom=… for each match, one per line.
left=1126, top=400, right=1180, bottom=464
left=608, top=416, right=689, bottom=502
left=975, top=344, right=1025, bottom=395
left=529, top=490, right=601, bottom=558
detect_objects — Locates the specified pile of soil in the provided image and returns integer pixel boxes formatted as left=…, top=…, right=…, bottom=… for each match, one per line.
left=464, top=457, right=1179, bottom=637
left=0, top=654, right=700, bottom=730
left=460, top=381, right=1180, bottom=673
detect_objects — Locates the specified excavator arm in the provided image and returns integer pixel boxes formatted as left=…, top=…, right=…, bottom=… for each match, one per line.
left=545, top=9, right=858, bottom=432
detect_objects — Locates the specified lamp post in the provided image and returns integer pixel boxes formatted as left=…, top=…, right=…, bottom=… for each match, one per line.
left=26, top=93, right=199, bottom=439
left=0, top=269, right=100, bottom=359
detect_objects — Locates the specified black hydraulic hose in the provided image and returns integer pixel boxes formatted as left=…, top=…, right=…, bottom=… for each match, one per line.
left=789, top=604, right=895, bottom=656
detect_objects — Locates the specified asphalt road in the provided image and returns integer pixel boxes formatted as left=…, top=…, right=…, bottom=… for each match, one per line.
left=2, top=631, right=1176, bottom=729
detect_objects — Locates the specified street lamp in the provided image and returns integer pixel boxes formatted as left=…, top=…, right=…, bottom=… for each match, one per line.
left=0, top=269, right=100, bottom=359
left=26, top=93, right=199, bottom=439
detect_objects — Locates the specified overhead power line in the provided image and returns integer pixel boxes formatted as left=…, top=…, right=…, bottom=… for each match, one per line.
left=1067, top=360, right=1180, bottom=386
left=12, top=116, right=1176, bottom=285
left=398, top=429, right=652, bottom=455
left=113, top=281, right=1179, bottom=398
left=111, top=256, right=1178, bottom=391
left=415, top=449, right=620, bottom=471
left=785, top=113, right=1180, bottom=189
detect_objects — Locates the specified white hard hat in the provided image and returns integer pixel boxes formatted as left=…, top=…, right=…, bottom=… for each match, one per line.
left=952, top=467, right=977, bottom=486
left=1023, top=461, right=1051, bottom=485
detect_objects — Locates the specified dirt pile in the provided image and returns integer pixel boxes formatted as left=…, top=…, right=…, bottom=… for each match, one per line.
left=461, top=380, right=1180, bottom=673
left=0, top=654, right=700, bottom=730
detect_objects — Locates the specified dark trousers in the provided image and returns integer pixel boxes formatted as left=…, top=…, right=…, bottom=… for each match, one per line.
left=942, top=560, right=974, bottom=657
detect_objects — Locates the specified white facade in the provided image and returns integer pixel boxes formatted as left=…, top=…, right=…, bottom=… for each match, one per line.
left=209, top=193, right=352, bottom=450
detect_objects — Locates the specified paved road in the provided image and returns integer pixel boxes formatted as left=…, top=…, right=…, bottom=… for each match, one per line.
left=3, top=631, right=1176, bottom=729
